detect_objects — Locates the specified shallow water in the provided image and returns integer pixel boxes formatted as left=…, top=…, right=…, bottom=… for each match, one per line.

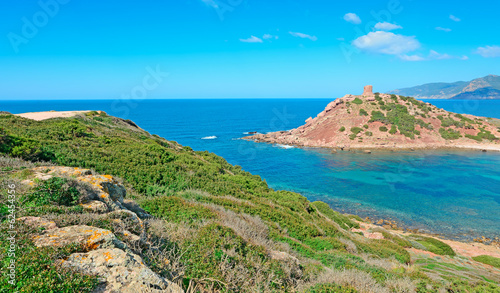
left=3, top=98, right=500, bottom=240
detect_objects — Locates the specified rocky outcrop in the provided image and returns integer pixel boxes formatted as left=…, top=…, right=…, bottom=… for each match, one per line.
left=244, top=86, right=500, bottom=151
left=61, top=248, right=180, bottom=293
left=19, top=167, right=184, bottom=293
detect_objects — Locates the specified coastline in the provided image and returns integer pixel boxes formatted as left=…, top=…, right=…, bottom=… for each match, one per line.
left=243, top=136, right=500, bottom=153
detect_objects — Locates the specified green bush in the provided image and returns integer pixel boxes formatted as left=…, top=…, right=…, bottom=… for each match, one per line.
left=26, top=177, right=80, bottom=207
left=312, top=201, right=359, bottom=229
left=389, top=125, right=397, bottom=135
left=439, top=128, right=462, bottom=140
left=352, top=98, right=363, bottom=105
left=472, top=255, right=500, bottom=268
left=409, top=235, right=455, bottom=256
left=379, top=126, right=388, bottom=132
left=339, top=126, right=346, bottom=132
left=141, top=196, right=217, bottom=223
left=365, top=131, right=372, bottom=137
left=359, top=109, right=368, bottom=116
left=350, top=127, right=363, bottom=135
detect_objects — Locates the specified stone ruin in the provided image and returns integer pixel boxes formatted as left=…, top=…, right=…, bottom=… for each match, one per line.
left=363, top=85, right=373, bottom=96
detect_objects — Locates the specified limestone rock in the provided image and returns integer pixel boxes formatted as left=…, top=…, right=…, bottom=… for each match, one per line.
left=123, top=199, right=151, bottom=219
left=80, top=200, right=109, bottom=213
left=60, top=248, right=183, bottom=293
left=18, top=216, right=57, bottom=231
left=33, top=225, right=126, bottom=251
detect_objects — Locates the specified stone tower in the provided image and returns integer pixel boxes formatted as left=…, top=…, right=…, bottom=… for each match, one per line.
left=363, top=85, right=373, bottom=96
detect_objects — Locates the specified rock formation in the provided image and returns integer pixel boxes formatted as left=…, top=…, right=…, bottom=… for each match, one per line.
left=19, top=166, right=183, bottom=293
left=244, top=86, right=500, bottom=151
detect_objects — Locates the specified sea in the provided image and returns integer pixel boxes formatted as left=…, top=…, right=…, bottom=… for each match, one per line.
left=2, top=98, right=500, bottom=240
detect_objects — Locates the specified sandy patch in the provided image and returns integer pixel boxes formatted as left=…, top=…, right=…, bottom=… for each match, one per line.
left=355, top=222, right=500, bottom=259
left=14, top=111, right=95, bottom=121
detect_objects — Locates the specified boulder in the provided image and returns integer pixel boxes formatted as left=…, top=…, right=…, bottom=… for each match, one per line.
left=33, top=225, right=126, bottom=251
left=80, top=200, right=109, bottom=213
left=60, top=248, right=183, bottom=293
left=18, top=216, right=57, bottom=231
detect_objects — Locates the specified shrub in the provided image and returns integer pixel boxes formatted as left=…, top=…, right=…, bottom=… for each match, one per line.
left=26, top=177, right=80, bottom=207
left=339, top=126, right=346, bottom=132
left=363, top=124, right=368, bottom=129
left=439, top=128, right=462, bottom=140
left=364, top=131, right=372, bottom=137
left=312, top=201, right=359, bottom=229
left=350, top=127, right=363, bottom=135
left=389, top=125, right=397, bottom=134
left=352, top=98, right=363, bottom=105
left=472, top=255, right=500, bottom=268
left=408, top=235, right=455, bottom=256
left=379, top=126, right=388, bottom=132
left=359, top=109, right=368, bottom=116
left=141, top=196, right=217, bottom=224
left=349, top=134, right=357, bottom=140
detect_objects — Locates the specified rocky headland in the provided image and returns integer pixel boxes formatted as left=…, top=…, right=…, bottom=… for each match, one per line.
left=244, top=86, right=500, bottom=151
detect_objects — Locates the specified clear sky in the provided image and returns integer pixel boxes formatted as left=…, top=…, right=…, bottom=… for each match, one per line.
left=1, top=0, right=499, bottom=100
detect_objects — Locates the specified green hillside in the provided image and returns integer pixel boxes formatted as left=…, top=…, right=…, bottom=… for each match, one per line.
left=1, top=112, right=499, bottom=292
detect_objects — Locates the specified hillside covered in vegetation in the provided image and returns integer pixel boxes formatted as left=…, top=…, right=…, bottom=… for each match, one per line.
left=246, top=88, right=500, bottom=151
left=1, top=112, right=499, bottom=292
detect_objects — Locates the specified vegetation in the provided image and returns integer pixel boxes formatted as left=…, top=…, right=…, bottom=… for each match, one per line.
left=0, top=112, right=498, bottom=292
left=350, top=127, right=363, bottom=135
left=389, top=125, right=397, bottom=135
left=339, top=126, right=345, bottom=132
left=465, top=129, right=498, bottom=141
left=472, top=255, right=500, bottom=268
left=359, top=109, right=368, bottom=116
left=352, top=98, right=363, bottom=105
left=0, top=221, right=99, bottom=292
left=439, top=128, right=462, bottom=140
left=26, top=177, right=80, bottom=207
left=379, top=126, right=388, bottom=132
left=408, top=235, right=455, bottom=256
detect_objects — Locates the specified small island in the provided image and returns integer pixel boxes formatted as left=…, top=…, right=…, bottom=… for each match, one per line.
left=244, top=86, right=500, bottom=151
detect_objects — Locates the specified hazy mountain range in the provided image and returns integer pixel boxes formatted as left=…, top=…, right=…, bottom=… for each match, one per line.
left=389, top=75, right=500, bottom=99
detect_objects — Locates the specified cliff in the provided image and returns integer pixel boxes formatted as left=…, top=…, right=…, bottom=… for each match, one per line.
left=245, top=86, right=500, bottom=151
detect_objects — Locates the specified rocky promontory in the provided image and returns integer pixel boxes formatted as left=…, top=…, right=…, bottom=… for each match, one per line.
left=244, top=86, right=500, bottom=151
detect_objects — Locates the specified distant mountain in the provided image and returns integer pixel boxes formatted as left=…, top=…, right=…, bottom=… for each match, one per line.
left=389, top=75, right=500, bottom=99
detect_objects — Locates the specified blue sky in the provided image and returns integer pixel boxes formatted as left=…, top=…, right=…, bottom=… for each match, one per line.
left=0, top=0, right=499, bottom=100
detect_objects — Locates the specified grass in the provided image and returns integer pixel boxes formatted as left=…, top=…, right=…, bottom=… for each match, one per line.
left=472, top=255, right=500, bottom=268
left=0, top=221, right=99, bottom=292
left=408, top=235, right=455, bottom=256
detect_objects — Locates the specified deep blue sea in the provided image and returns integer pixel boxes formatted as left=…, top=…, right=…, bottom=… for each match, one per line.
left=2, top=99, right=500, bottom=240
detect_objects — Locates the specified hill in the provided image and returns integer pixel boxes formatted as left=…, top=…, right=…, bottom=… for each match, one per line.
left=245, top=86, right=500, bottom=151
left=1, top=111, right=499, bottom=292
left=389, top=75, right=500, bottom=99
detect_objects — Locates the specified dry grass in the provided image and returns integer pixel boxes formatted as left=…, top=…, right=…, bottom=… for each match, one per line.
left=299, top=268, right=389, bottom=293
left=206, top=203, right=275, bottom=251
left=338, top=237, right=358, bottom=254
left=385, top=277, right=417, bottom=293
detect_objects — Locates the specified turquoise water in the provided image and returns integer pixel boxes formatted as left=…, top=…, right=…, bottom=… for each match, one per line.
left=2, top=99, right=500, bottom=240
